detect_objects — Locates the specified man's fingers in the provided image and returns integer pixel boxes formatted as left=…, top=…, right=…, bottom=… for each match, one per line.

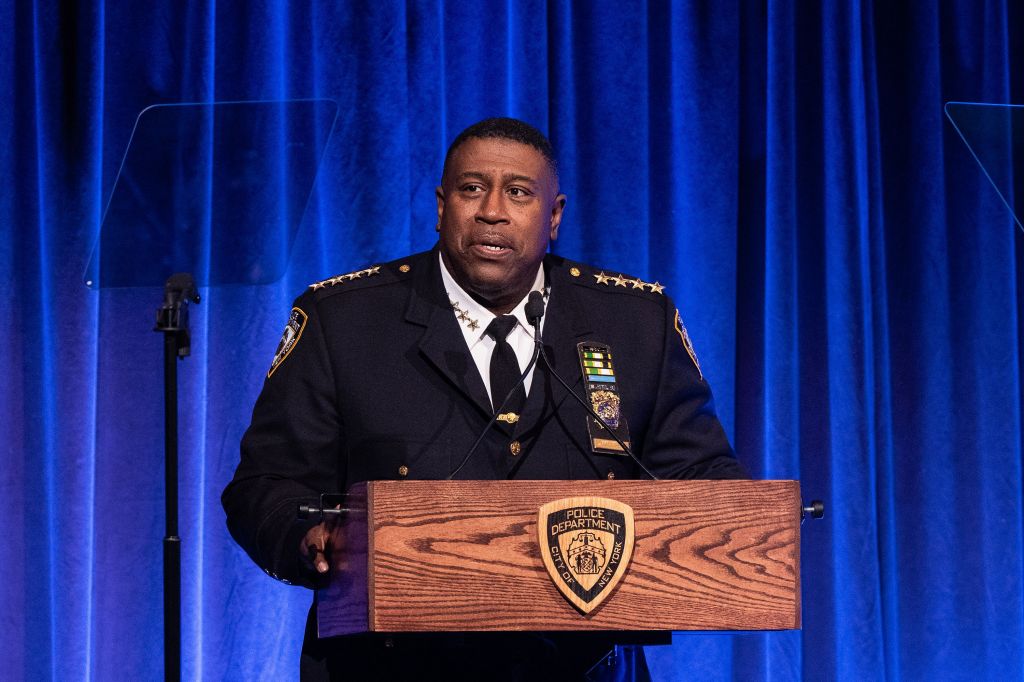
left=306, top=542, right=329, bottom=574
left=302, top=525, right=332, bottom=575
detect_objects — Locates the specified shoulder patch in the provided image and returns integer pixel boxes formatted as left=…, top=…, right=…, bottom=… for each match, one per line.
left=268, top=307, right=308, bottom=377
left=309, top=265, right=382, bottom=290
left=674, top=309, right=703, bottom=381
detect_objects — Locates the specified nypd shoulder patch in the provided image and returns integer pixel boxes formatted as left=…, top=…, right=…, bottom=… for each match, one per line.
left=674, top=309, right=703, bottom=381
left=268, top=307, right=308, bottom=378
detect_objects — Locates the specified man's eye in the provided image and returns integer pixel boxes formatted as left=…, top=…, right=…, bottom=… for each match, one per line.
left=508, top=187, right=530, bottom=197
left=462, top=184, right=483, bottom=193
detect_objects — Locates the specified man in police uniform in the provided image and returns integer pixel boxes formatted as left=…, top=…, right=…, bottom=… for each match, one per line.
left=223, top=118, right=746, bottom=680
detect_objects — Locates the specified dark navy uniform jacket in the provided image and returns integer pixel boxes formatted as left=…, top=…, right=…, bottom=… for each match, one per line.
left=223, top=246, right=745, bottom=589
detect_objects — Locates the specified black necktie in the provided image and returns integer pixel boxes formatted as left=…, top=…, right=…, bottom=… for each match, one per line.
left=485, top=315, right=526, bottom=415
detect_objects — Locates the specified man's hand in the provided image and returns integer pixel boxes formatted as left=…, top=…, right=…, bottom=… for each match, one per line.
left=299, top=511, right=344, bottom=575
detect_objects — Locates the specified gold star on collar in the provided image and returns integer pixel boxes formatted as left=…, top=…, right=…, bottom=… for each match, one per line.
left=630, top=278, right=646, bottom=289
left=648, top=281, right=665, bottom=294
left=594, top=271, right=611, bottom=285
left=612, top=274, right=628, bottom=287
left=449, top=299, right=480, bottom=332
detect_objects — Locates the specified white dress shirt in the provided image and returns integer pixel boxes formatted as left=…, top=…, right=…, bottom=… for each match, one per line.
left=438, top=253, right=549, bottom=404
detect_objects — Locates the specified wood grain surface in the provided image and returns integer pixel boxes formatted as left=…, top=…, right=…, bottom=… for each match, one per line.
left=317, top=480, right=800, bottom=636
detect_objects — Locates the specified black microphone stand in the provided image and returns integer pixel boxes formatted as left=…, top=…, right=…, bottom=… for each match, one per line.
left=154, top=273, right=200, bottom=682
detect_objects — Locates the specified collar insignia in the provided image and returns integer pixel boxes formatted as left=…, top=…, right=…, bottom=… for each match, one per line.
left=448, top=299, right=480, bottom=332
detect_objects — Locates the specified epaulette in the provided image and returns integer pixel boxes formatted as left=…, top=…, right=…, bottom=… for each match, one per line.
left=557, top=258, right=704, bottom=377
left=308, top=257, right=417, bottom=297
left=309, top=265, right=383, bottom=290
left=559, top=261, right=666, bottom=297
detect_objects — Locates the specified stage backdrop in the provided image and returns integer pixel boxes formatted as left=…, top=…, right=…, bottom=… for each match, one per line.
left=3, top=1, right=1023, bottom=679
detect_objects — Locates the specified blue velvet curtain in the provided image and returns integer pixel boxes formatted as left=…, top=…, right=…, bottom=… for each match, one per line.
left=3, top=1, right=1024, bottom=679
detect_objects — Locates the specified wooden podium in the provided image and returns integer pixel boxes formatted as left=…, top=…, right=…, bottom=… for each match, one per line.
left=317, top=480, right=801, bottom=638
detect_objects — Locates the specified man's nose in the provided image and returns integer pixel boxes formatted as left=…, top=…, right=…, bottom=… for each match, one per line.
left=476, top=190, right=509, bottom=224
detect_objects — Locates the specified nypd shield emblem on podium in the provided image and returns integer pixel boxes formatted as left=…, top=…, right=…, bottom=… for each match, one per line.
left=538, top=497, right=635, bottom=614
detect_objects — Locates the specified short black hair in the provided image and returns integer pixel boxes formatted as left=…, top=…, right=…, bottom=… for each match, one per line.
left=442, top=117, right=558, bottom=181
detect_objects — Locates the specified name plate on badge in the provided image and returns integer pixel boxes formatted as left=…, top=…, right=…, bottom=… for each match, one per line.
left=538, top=496, right=635, bottom=614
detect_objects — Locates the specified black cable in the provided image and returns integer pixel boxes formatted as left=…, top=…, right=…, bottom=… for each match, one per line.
left=447, top=334, right=541, bottom=480
left=450, top=291, right=658, bottom=481
left=535, top=343, right=658, bottom=480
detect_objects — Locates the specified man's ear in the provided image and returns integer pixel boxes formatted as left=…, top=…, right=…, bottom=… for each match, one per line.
left=435, top=186, right=445, bottom=232
left=549, top=194, right=567, bottom=241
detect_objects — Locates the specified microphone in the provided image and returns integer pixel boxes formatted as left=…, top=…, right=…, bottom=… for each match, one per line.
left=447, top=292, right=546, bottom=479
left=526, top=290, right=545, bottom=327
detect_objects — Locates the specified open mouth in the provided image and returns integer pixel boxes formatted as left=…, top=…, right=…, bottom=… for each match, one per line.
left=471, top=236, right=513, bottom=256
